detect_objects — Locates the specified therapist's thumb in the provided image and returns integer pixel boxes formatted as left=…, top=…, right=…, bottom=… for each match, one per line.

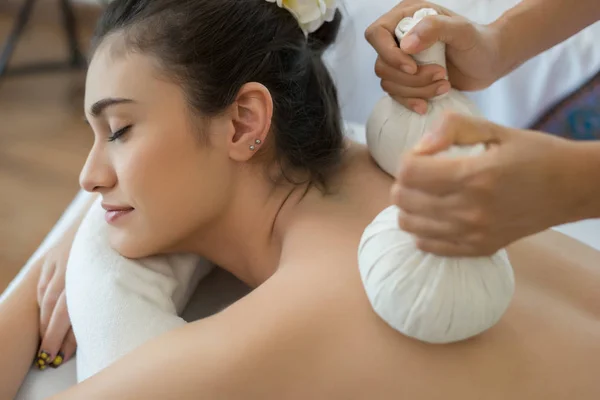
left=413, top=112, right=508, bottom=155
left=400, top=14, right=478, bottom=55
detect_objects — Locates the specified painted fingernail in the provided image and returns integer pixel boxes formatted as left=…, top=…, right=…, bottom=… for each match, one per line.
left=50, top=352, right=64, bottom=368
left=35, top=350, right=51, bottom=370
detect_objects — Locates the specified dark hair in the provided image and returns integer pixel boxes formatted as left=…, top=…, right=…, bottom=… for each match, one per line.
left=92, top=0, right=344, bottom=190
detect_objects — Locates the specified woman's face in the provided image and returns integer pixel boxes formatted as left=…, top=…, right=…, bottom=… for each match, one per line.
left=81, top=41, right=236, bottom=258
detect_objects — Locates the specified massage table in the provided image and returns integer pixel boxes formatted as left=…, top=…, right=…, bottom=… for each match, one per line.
left=5, top=0, right=600, bottom=397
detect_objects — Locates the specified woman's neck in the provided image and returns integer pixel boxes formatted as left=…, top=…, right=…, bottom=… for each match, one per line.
left=182, top=169, right=312, bottom=287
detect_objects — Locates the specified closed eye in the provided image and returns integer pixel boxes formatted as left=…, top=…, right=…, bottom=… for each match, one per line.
left=108, top=125, right=132, bottom=142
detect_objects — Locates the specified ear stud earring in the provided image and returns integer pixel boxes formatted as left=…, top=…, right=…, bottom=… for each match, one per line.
left=250, top=139, right=262, bottom=151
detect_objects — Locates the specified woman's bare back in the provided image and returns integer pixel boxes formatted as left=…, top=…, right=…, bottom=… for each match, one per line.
left=263, top=143, right=600, bottom=399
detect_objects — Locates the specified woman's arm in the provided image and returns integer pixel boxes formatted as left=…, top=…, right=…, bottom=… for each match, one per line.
left=52, top=315, right=241, bottom=399
left=51, top=271, right=325, bottom=399
left=0, top=262, right=41, bottom=400
left=0, top=192, right=99, bottom=399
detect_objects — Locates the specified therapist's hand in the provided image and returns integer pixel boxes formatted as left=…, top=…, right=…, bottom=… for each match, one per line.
left=366, top=0, right=506, bottom=114
left=391, top=113, right=593, bottom=256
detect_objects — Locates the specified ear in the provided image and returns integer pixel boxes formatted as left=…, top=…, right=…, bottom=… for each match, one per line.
left=226, top=82, right=273, bottom=162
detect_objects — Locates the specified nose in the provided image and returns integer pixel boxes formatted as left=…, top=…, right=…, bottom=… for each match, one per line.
left=79, top=143, right=117, bottom=193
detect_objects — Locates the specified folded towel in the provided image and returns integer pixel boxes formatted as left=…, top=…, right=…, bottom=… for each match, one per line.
left=65, top=198, right=214, bottom=381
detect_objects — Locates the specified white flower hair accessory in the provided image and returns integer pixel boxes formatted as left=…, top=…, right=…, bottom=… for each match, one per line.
left=266, top=0, right=337, bottom=35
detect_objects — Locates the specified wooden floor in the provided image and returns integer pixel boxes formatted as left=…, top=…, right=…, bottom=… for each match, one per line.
left=0, top=3, right=100, bottom=291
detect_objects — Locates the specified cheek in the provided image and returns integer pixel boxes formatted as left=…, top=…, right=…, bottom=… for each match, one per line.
left=113, top=135, right=231, bottom=255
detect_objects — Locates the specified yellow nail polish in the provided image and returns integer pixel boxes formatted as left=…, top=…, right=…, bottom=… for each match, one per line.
left=52, top=355, right=63, bottom=367
left=39, top=351, right=49, bottom=360
left=36, top=359, right=45, bottom=367
left=40, top=365, right=47, bottom=371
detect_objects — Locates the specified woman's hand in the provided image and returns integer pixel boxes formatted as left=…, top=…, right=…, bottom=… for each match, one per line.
left=365, top=0, right=506, bottom=114
left=391, top=112, right=600, bottom=256
left=34, top=193, right=99, bottom=370
left=35, top=233, right=78, bottom=370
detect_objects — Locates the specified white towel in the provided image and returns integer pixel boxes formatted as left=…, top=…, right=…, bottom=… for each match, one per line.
left=65, top=198, right=214, bottom=381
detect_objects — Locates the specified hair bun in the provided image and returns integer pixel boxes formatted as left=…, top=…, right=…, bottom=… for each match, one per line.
left=308, top=10, right=342, bottom=54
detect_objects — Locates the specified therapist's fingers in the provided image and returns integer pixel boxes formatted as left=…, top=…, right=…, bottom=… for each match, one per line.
left=397, top=211, right=460, bottom=239
left=396, top=152, right=472, bottom=195
left=366, top=1, right=455, bottom=71
left=414, top=112, right=508, bottom=155
left=365, top=4, right=426, bottom=73
left=376, top=60, right=448, bottom=113
left=382, top=79, right=450, bottom=104
left=390, top=184, right=448, bottom=218
left=367, top=27, right=417, bottom=74
left=399, top=14, right=477, bottom=55
left=375, top=58, right=447, bottom=88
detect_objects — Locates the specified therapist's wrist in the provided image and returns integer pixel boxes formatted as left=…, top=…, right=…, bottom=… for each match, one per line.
left=559, top=141, right=600, bottom=223
left=488, top=15, right=527, bottom=81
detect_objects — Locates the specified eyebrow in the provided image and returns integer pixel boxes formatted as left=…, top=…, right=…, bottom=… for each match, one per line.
left=89, top=98, right=135, bottom=118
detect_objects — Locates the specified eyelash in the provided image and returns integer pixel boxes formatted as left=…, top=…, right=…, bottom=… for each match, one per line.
left=108, top=125, right=132, bottom=142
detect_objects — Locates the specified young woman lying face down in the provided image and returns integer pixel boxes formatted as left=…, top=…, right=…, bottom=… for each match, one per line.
left=3, top=0, right=600, bottom=398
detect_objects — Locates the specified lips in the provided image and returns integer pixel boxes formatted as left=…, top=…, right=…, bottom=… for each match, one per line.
left=101, top=203, right=134, bottom=224
left=101, top=203, right=133, bottom=212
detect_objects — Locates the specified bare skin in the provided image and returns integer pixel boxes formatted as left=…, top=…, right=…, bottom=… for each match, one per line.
left=0, top=261, right=41, bottom=400
left=16, top=143, right=595, bottom=399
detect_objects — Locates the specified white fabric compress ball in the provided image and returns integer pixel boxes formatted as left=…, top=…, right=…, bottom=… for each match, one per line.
left=366, top=8, right=481, bottom=176
left=359, top=207, right=515, bottom=344
left=359, top=8, right=515, bottom=344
